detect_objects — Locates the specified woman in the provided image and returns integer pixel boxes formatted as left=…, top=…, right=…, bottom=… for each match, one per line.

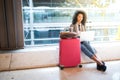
left=69, top=10, right=107, bottom=71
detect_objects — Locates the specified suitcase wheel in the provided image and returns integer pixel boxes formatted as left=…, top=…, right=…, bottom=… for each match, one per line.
left=78, top=64, right=82, bottom=68
left=59, top=65, right=64, bottom=70
left=60, top=66, right=64, bottom=70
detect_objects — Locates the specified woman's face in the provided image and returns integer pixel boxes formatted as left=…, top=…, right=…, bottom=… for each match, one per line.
left=77, top=13, right=83, bottom=23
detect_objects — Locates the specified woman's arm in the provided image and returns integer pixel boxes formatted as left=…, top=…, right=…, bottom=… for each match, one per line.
left=69, top=24, right=74, bottom=32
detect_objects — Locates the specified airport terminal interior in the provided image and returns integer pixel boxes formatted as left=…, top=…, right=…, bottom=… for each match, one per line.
left=0, top=0, right=120, bottom=80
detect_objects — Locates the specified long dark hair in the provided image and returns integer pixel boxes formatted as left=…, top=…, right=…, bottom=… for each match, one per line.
left=72, top=10, right=87, bottom=26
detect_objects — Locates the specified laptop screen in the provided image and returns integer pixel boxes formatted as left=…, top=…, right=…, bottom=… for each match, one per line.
left=80, top=31, right=95, bottom=41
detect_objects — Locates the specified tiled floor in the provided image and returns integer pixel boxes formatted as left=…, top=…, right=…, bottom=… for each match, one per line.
left=0, top=53, right=11, bottom=71
left=0, top=60, right=120, bottom=80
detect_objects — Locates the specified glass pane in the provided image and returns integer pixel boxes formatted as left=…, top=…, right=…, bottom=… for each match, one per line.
left=23, top=9, right=30, bottom=24
left=25, top=41, right=31, bottom=45
left=87, top=9, right=120, bottom=22
left=33, top=9, right=73, bottom=23
left=33, top=0, right=51, bottom=7
left=48, top=30, right=60, bottom=38
left=51, top=0, right=65, bottom=7
left=34, top=30, right=49, bottom=38
left=24, top=30, right=31, bottom=39
left=34, top=39, right=59, bottom=45
left=22, top=0, right=30, bottom=7
left=34, top=40, right=51, bottom=44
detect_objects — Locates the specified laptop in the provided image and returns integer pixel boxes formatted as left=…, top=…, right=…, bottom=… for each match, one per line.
left=80, top=31, right=95, bottom=41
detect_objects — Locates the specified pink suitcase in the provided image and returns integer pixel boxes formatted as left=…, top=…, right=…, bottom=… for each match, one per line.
left=59, top=38, right=82, bottom=69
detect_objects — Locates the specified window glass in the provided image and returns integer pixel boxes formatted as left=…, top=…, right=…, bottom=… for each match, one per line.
left=33, top=9, right=72, bottom=23
left=33, top=0, right=51, bottom=7
left=22, top=0, right=120, bottom=46
left=23, top=9, right=30, bottom=24
left=22, top=0, right=30, bottom=7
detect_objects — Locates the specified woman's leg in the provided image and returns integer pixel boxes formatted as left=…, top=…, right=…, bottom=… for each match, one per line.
left=81, top=43, right=94, bottom=58
left=81, top=41, right=104, bottom=64
left=91, top=55, right=103, bottom=65
left=81, top=44, right=103, bottom=65
left=81, top=42, right=103, bottom=65
left=81, top=41, right=96, bottom=54
left=81, top=42, right=106, bottom=71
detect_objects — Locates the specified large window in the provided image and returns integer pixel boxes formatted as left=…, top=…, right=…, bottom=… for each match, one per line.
left=22, top=0, right=120, bottom=46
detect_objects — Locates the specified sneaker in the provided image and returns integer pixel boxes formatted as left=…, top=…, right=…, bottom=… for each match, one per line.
left=101, top=65, right=107, bottom=71
left=97, top=61, right=107, bottom=72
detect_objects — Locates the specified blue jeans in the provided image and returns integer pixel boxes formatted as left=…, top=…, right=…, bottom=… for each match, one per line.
left=81, top=41, right=97, bottom=58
